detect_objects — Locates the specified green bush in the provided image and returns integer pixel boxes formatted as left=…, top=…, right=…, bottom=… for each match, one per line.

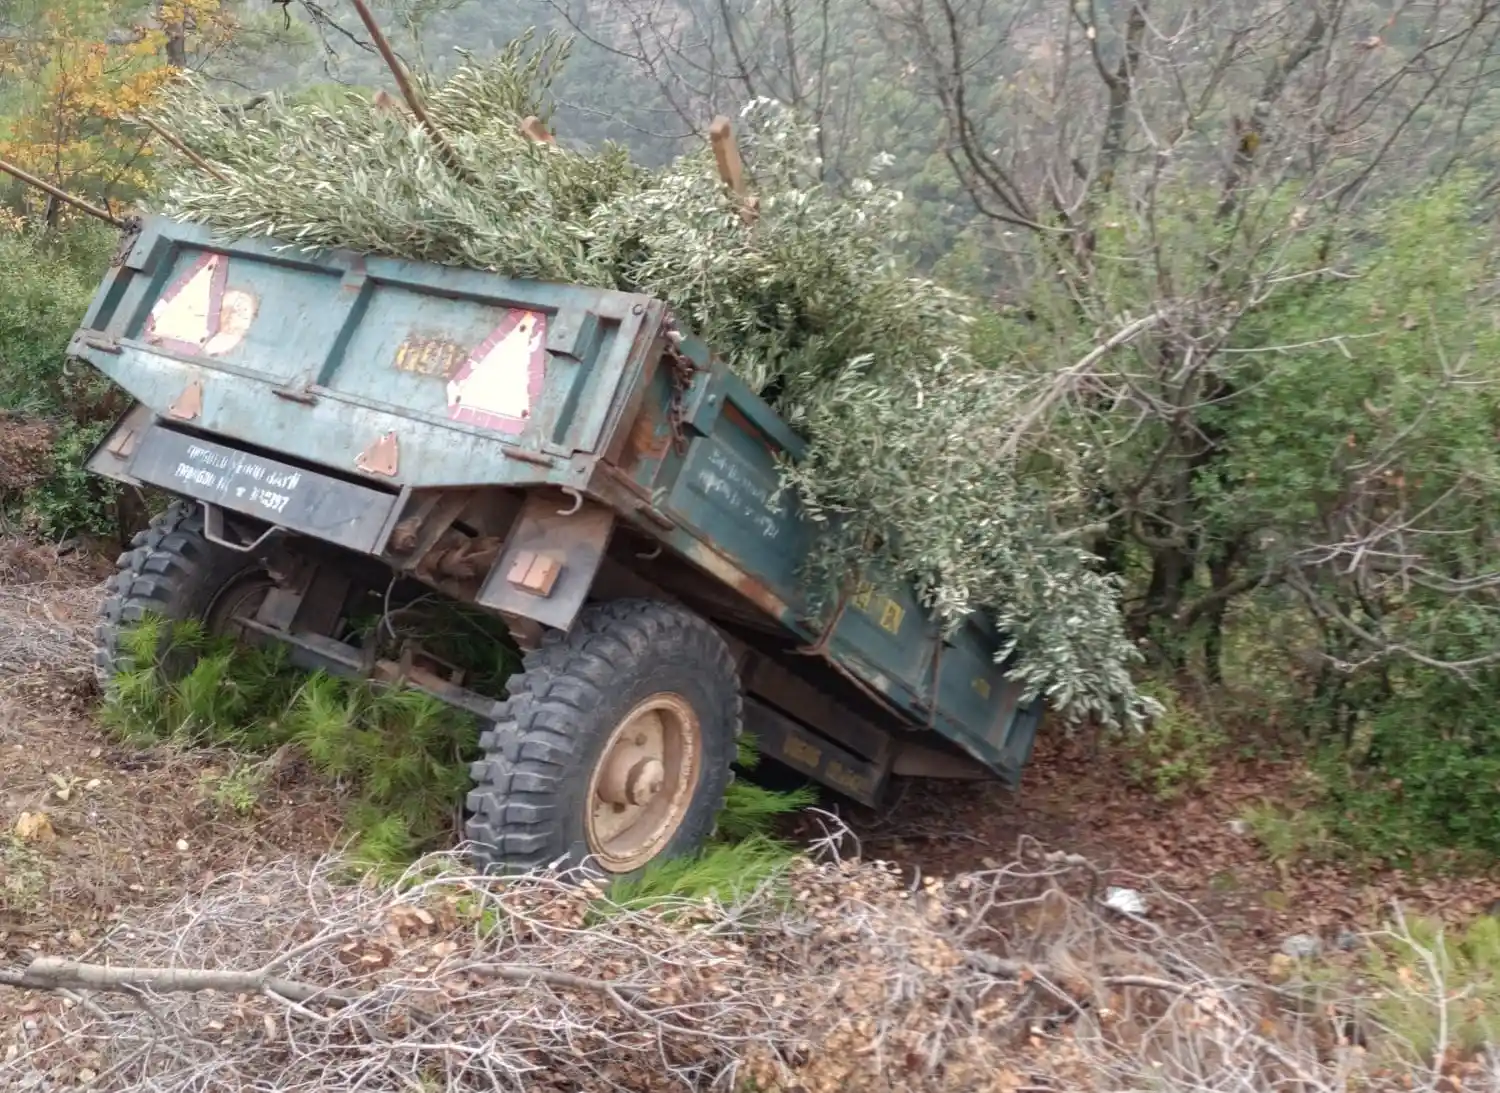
left=1316, top=671, right=1500, bottom=867
left=1240, top=800, right=1338, bottom=866
left=0, top=220, right=120, bottom=537
left=1113, top=681, right=1226, bottom=800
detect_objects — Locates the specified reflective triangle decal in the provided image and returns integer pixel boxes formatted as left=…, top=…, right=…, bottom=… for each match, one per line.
left=446, top=310, right=547, bottom=434
left=145, top=253, right=257, bottom=357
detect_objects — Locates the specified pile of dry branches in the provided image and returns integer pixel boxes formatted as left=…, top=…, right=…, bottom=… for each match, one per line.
left=0, top=413, right=54, bottom=497
left=0, top=537, right=100, bottom=683
left=5, top=833, right=1484, bottom=1092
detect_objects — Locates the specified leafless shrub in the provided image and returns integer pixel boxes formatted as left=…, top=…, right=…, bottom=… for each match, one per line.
left=5, top=834, right=1491, bottom=1091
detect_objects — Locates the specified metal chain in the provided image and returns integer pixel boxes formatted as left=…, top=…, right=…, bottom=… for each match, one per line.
left=110, top=215, right=143, bottom=269
left=662, top=322, right=699, bottom=455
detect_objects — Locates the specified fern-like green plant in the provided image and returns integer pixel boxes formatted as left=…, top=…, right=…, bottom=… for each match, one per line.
left=602, top=835, right=800, bottom=913
left=1365, top=913, right=1500, bottom=1058
left=717, top=781, right=818, bottom=842
left=103, top=614, right=817, bottom=884
left=286, top=673, right=368, bottom=779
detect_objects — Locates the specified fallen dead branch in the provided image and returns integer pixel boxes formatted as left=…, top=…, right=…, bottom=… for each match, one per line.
left=0, top=954, right=354, bottom=1006
left=5, top=833, right=1492, bottom=1092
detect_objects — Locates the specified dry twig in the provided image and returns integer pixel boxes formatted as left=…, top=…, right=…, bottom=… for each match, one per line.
left=3, top=840, right=1475, bottom=1092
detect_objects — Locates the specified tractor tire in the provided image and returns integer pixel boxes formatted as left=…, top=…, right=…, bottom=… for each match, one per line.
left=465, top=599, right=741, bottom=876
left=95, top=501, right=274, bottom=687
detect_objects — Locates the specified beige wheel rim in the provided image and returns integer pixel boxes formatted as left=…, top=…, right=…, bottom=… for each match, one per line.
left=585, top=692, right=702, bottom=873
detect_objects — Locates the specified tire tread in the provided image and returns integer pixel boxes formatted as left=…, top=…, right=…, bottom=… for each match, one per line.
left=465, top=599, right=741, bottom=873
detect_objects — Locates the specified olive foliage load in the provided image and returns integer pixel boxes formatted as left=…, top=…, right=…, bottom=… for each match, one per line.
left=144, top=33, right=1146, bottom=727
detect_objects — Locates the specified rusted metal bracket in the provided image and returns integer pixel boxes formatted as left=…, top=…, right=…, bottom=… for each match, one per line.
left=386, top=491, right=471, bottom=570
left=167, top=378, right=203, bottom=421
left=795, top=585, right=851, bottom=659
left=272, top=375, right=319, bottom=405
left=478, top=490, right=616, bottom=632
left=78, top=334, right=123, bottom=355
left=356, top=431, right=399, bottom=477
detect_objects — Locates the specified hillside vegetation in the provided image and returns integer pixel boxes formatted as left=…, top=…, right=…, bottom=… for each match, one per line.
left=3, top=0, right=1500, bottom=883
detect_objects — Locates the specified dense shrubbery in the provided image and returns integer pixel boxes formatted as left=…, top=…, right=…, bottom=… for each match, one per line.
left=0, top=220, right=120, bottom=536
left=1317, top=672, right=1500, bottom=866
left=1211, top=187, right=1500, bottom=865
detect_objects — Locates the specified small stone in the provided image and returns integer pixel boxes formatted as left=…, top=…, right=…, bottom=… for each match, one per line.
left=13, top=812, right=55, bottom=843
left=1335, top=930, right=1363, bottom=952
left=175, top=839, right=190, bottom=852
left=1280, top=933, right=1323, bottom=959
left=1227, top=818, right=1250, bottom=836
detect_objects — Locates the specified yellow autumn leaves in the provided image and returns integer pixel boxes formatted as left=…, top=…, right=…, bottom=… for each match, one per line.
left=0, top=0, right=234, bottom=217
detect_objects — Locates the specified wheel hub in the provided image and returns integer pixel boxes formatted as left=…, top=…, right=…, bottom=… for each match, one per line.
left=625, top=758, right=665, bottom=804
left=585, top=693, right=702, bottom=872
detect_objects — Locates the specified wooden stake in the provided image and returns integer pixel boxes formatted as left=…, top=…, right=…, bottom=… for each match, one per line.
left=122, top=114, right=229, bottom=183
left=709, top=116, right=759, bottom=225
left=0, top=157, right=124, bottom=228
left=345, top=0, right=475, bottom=183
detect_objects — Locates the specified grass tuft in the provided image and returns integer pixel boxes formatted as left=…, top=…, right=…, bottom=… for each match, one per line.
left=602, top=835, right=800, bottom=913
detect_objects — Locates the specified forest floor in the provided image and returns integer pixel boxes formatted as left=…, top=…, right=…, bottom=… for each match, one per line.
left=2, top=536, right=1498, bottom=1037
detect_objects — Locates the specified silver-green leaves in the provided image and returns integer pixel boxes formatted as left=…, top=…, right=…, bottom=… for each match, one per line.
left=143, top=37, right=1145, bottom=727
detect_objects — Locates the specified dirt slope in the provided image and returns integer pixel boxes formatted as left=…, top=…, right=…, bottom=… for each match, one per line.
left=2, top=536, right=1495, bottom=1030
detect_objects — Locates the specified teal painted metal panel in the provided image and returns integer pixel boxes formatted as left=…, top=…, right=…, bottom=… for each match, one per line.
left=73, top=215, right=1047, bottom=786
left=653, top=360, right=1043, bottom=782
left=73, top=217, right=659, bottom=489
left=664, top=433, right=807, bottom=603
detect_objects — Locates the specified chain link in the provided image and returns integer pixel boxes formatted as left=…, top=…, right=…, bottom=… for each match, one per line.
left=110, top=215, right=143, bottom=269
left=662, top=322, right=699, bottom=455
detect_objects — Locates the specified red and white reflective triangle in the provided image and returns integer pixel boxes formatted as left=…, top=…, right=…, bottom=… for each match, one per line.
left=446, top=310, right=547, bottom=434
left=145, top=252, right=257, bottom=357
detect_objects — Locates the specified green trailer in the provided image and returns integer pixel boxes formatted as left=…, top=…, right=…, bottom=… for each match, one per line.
left=71, top=214, right=1044, bottom=874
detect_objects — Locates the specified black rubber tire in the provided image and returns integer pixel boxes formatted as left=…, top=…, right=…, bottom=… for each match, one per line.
left=465, top=599, right=742, bottom=875
left=95, top=501, right=269, bottom=686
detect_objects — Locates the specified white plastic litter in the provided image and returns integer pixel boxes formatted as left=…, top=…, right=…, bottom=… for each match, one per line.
left=1103, top=887, right=1148, bottom=916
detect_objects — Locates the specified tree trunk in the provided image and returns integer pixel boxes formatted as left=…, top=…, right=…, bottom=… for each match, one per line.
left=158, top=3, right=187, bottom=67
left=1202, top=553, right=1233, bottom=686
left=1130, top=538, right=1195, bottom=670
